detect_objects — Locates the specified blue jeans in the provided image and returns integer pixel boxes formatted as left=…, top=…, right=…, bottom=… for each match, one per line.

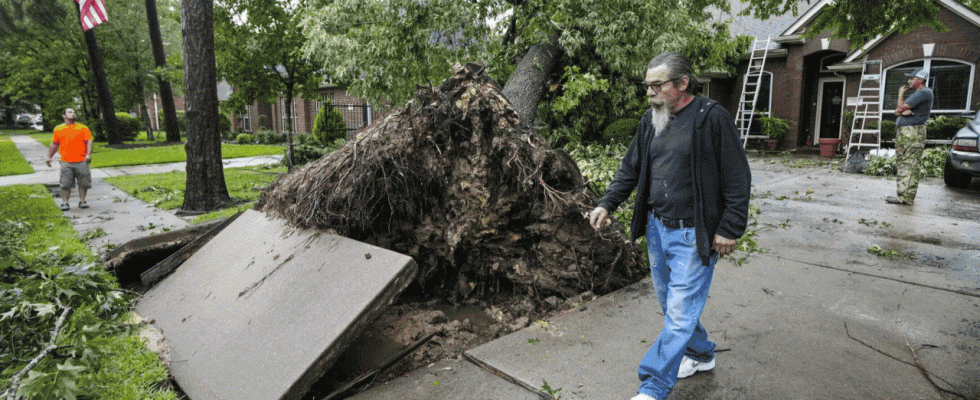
left=637, top=213, right=717, bottom=399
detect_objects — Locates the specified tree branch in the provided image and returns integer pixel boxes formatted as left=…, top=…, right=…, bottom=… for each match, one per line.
left=1, top=307, right=73, bottom=400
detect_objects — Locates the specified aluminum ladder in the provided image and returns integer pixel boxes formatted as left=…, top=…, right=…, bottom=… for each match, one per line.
left=845, top=59, right=883, bottom=159
left=737, top=37, right=772, bottom=148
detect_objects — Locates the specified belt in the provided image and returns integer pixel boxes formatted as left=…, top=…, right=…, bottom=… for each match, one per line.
left=653, top=213, right=694, bottom=229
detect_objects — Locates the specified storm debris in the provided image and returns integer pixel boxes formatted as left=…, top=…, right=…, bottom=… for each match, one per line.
left=257, top=63, right=644, bottom=307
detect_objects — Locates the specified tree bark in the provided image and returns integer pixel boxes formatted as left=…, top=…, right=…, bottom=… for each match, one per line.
left=146, top=0, right=182, bottom=142
left=284, top=82, right=295, bottom=169
left=180, top=0, right=230, bottom=212
left=78, top=18, right=121, bottom=144
left=501, top=32, right=563, bottom=130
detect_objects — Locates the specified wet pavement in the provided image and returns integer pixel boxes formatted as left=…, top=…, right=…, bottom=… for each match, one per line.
left=3, top=135, right=978, bottom=399
left=1, top=134, right=281, bottom=253
left=354, top=157, right=980, bottom=400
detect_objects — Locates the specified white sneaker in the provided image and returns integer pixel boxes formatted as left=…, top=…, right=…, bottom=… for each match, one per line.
left=677, top=355, right=715, bottom=378
left=630, top=394, right=658, bottom=400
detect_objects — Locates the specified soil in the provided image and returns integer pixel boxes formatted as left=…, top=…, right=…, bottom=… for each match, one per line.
left=307, top=289, right=597, bottom=398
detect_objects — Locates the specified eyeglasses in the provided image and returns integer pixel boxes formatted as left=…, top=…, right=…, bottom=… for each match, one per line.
left=641, top=77, right=682, bottom=93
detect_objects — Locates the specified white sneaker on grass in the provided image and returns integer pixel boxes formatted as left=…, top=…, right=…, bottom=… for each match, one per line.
left=677, top=355, right=715, bottom=378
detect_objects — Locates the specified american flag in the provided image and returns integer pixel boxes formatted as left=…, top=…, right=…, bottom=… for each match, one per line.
left=76, top=0, right=108, bottom=31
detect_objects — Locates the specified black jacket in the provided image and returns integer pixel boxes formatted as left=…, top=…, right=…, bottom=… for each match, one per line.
left=598, top=96, right=751, bottom=266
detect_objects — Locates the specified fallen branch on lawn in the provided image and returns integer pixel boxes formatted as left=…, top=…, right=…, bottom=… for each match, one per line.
left=1, top=307, right=73, bottom=400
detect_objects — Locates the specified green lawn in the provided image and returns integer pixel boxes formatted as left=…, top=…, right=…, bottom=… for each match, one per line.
left=0, top=135, right=34, bottom=176
left=103, top=164, right=287, bottom=222
left=0, top=184, right=176, bottom=399
left=29, top=132, right=284, bottom=168
left=0, top=185, right=89, bottom=256
left=0, top=128, right=43, bottom=135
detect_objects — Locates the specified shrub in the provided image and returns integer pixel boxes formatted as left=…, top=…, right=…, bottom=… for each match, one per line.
left=295, top=132, right=317, bottom=146
left=288, top=144, right=327, bottom=167
left=114, top=112, right=142, bottom=141
left=236, top=133, right=253, bottom=144
left=869, top=120, right=898, bottom=142
left=864, top=147, right=948, bottom=178
left=926, top=115, right=970, bottom=140
left=157, top=109, right=186, bottom=133
left=601, top=118, right=639, bottom=144
left=312, top=99, right=347, bottom=145
left=218, top=112, right=232, bottom=139
left=254, top=128, right=286, bottom=144
left=85, top=118, right=107, bottom=142
left=757, top=114, right=790, bottom=139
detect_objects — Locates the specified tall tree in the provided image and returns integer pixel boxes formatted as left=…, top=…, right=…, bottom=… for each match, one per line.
left=0, top=0, right=93, bottom=126
left=145, top=0, right=182, bottom=142
left=181, top=0, right=231, bottom=212
left=299, top=0, right=980, bottom=136
left=214, top=0, right=322, bottom=168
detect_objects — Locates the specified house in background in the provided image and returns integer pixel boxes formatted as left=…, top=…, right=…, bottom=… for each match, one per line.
left=706, top=0, right=980, bottom=152
left=143, top=82, right=391, bottom=139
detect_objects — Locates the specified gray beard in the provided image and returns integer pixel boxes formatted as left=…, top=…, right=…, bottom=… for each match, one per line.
left=650, top=104, right=671, bottom=136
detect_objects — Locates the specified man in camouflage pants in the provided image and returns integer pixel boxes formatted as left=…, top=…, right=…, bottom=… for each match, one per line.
left=888, top=69, right=933, bottom=205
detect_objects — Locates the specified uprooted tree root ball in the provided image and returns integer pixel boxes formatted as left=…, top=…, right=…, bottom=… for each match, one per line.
left=256, top=63, right=644, bottom=310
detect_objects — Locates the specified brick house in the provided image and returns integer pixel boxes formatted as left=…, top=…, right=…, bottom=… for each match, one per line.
left=227, top=86, right=391, bottom=138
left=144, top=84, right=390, bottom=138
left=708, top=0, right=980, bottom=151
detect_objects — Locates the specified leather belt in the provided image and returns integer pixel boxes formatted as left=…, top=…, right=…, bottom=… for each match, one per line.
left=653, top=213, right=694, bottom=229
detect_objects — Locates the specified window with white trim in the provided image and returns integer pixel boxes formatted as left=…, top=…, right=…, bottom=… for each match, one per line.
left=883, top=59, right=974, bottom=116
left=279, top=96, right=298, bottom=132
left=239, top=105, right=251, bottom=132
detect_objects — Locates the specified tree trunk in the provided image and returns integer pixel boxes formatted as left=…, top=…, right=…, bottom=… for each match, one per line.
left=284, top=82, right=295, bottom=169
left=146, top=0, right=182, bottom=142
left=134, top=74, right=154, bottom=141
left=79, top=21, right=121, bottom=144
left=501, top=32, right=563, bottom=130
left=180, top=0, right=230, bottom=213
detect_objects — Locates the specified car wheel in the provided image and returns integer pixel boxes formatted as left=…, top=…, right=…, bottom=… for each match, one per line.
left=943, top=157, right=972, bottom=188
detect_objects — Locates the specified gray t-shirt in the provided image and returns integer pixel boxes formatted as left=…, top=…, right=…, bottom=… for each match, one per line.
left=897, top=86, right=933, bottom=127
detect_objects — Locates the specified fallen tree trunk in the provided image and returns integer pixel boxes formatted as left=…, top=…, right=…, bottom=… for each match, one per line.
left=257, top=63, right=643, bottom=305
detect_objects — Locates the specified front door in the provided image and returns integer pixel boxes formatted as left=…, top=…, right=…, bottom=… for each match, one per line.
left=815, top=79, right=845, bottom=140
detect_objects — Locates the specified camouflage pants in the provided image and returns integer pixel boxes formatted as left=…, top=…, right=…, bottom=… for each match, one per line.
left=895, top=124, right=926, bottom=203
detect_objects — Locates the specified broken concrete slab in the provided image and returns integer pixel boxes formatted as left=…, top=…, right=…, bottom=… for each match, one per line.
left=135, top=209, right=417, bottom=400
left=103, top=217, right=227, bottom=283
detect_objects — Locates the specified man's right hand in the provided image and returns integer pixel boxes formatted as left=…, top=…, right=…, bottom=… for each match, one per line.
left=589, top=207, right=611, bottom=230
left=45, top=158, right=52, bottom=167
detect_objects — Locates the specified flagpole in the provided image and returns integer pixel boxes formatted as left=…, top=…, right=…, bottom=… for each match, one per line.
left=75, top=0, right=121, bottom=144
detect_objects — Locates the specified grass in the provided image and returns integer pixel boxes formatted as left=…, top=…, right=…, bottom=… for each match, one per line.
left=0, top=185, right=90, bottom=257
left=0, top=184, right=176, bottom=399
left=104, top=164, right=287, bottom=221
left=28, top=132, right=284, bottom=168
left=0, top=128, right=44, bottom=135
left=0, top=135, right=34, bottom=176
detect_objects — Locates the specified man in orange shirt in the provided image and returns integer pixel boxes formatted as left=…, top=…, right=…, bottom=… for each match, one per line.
left=45, top=108, right=94, bottom=211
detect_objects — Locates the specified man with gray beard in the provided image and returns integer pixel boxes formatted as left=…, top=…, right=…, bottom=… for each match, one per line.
left=588, top=52, right=751, bottom=400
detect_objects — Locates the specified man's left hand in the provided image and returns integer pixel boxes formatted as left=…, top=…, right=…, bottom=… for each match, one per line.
left=713, top=234, right=737, bottom=257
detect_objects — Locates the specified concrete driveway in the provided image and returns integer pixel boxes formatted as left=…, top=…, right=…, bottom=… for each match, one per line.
left=354, top=155, right=980, bottom=400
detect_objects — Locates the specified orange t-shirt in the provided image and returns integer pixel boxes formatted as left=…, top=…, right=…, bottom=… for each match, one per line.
left=52, top=123, right=93, bottom=163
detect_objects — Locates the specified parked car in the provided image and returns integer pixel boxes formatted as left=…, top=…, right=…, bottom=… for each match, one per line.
left=944, top=112, right=980, bottom=188
left=15, top=114, right=32, bottom=127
